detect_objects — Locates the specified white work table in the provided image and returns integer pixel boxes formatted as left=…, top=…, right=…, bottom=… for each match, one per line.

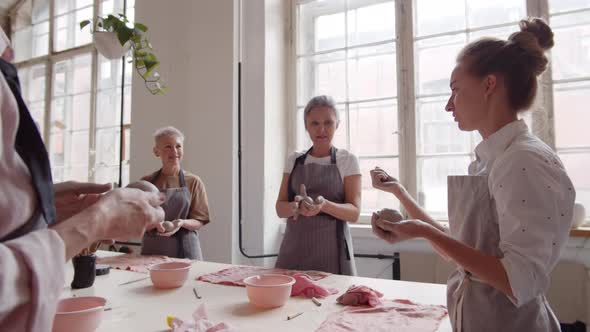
left=63, top=251, right=451, bottom=331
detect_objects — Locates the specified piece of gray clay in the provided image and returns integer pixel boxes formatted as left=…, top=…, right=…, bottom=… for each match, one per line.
left=379, top=208, right=404, bottom=223
left=315, top=196, right=325, bottom=204
left=303, top=196, right=314, bottom=206
left=126, top=180, right=160, bottom=193
left=161, top=221, right=175, bottom=232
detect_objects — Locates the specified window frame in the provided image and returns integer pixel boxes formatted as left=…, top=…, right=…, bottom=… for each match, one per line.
left=11, top=0, right=133, bottom=185
left=291, top=0, right=587, bottom=223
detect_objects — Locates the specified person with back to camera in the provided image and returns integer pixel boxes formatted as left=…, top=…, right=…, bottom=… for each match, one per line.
left=0, top=27, right=165, bottom=331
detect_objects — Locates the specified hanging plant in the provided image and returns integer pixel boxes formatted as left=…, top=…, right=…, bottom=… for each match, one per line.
left=80, top=14, right=167, bottom=95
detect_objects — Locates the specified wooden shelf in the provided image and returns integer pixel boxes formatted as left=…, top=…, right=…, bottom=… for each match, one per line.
left=570, top=227, right=590, bottom=237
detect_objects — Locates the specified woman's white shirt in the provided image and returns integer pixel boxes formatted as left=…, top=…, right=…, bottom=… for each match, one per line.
left=284, top=148, right=361, bottom=180
left=469, top=119, right=575, bottom=307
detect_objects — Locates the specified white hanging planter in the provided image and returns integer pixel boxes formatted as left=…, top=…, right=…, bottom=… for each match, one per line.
left=94, top=31, right=130, bottom=59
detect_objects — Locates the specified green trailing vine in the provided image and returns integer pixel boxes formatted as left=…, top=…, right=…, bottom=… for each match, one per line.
left=80, top=13, right=167, bottom=95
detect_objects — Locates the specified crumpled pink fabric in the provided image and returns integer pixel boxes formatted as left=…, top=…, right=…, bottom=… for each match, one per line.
left=170, top=304, right=238, bottom=332
left=290, top=273, right=338, bottom=298
left=96, top=254, right=191, bottom=273
left=196, top=266, right=330, bottom=286
left=336, top=285, right=384, bottom=307
left=316, top=299, right=448, bottom=332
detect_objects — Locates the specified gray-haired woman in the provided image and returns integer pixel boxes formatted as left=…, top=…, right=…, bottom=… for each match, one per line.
left=275, top=96, right=362, bottom=275
left=140, top=126, right=211, bottom=260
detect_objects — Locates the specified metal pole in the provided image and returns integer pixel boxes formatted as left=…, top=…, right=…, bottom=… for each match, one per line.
left=118, top=0, right=127, bottom=187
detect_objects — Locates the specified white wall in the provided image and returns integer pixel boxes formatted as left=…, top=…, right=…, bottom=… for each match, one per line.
left=130, top=0, right=239, bottom=264
left=238, top=0, right=288, bottom=266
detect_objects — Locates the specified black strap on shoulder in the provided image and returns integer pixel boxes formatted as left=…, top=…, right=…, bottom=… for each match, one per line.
left=287, top=147, right=337, bottom=200
left=0, top=58, right=56, bottom=227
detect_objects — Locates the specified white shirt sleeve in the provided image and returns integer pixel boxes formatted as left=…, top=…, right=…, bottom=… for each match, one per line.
left=283, top=151, right=303, bottom=174
left=490, top=150, right=575, bottom=307
left=337, top=150, right=361, bottom=178
left=1, top=229, right=66, bottom=331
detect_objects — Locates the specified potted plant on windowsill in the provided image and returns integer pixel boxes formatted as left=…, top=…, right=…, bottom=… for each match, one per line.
left=80, top=14, right=167, bottom=95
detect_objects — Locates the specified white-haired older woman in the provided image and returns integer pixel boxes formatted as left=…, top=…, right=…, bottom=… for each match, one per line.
left=275, top=95, right=362, bottom=275
left=140, top=126, right=211, bottom=259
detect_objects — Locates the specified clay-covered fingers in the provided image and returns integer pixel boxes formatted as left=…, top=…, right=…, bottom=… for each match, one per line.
left=371, top=212, right=391, bottom=239
left=146, top=191, right=166, bottom=207
left=315, top=196, right=325, bottom=205
left=375, top=218, right=399, bottom=233
left=54, top=181, right=112, bottom=196
left=371, top=212, right=402, bottom=244
left=98, top=188, right=165, bottom=240
left=370, top=168, right=394, bottom=184
left=299, top=184, right=308, bottom=197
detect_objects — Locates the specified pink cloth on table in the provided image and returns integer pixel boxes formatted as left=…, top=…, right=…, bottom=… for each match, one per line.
left=290, top=273, right=338, bottom=298
left=96, top=254, right=191, bottom=273
left=196, top=265, right=330, bottom=286
left=171, top=304, right=237, bottom=332
left=316, top=299, right=448, bottom=332
left=336, top=285, right=384, bottom=307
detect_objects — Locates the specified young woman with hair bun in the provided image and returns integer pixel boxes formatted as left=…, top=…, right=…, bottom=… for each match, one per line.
left=371, top=18, right=575, bottom=332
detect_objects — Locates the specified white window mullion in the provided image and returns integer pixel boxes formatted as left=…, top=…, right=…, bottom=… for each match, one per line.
left=527, top=0, right=555, bottom=149
left=396, top=0, right=417, bottom=201
left=344, top=1, right=351, bottom=150
left=287, top=0, right=298, bottom=153
left=88, top=0, right=100, bottom=183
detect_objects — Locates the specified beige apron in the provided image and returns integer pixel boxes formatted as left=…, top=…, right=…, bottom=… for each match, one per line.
left=276, top=147, right=357, bottom=276
left=141, top=169, right=203, bottom=260
left=447, top=175, right=560, bottom=332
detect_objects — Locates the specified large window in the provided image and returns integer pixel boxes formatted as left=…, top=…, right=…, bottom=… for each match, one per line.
left=11, top=0, right=134, bottom=185
left=295, top=0, right=590, bottom=222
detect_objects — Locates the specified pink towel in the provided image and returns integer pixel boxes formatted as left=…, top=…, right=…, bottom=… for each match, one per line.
left=96, top=254, right=191, bottom=273
left=196, top=266, right=330, bottom=286
left=316, top=299, right=448, bottom=332
left=290, top=273, right=338, bottom=298
left=336, top=285, right=384, bottom=307
left=170, top=304, right=237, bottom=332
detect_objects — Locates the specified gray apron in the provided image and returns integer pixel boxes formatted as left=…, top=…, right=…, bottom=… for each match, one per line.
left=276, top=147, right=357, bottom=276
left=446, top=175, right=560, bottom=332
left=141, top=169, right=203, bottom=260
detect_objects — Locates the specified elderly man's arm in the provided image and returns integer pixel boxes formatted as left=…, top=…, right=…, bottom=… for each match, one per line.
left=0, top=230, right=66, bottom=331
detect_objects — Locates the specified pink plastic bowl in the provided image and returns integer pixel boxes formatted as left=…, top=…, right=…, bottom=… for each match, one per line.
left=52, top=296, right=106, bottom=332
left=148, top=261, right=191, bottom=289
left=243, top=274, right=296, bottom=308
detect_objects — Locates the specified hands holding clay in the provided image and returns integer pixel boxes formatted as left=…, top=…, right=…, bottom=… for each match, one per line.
left=54, top=181, right=113, bottom=222
left=292, top=184, right=326, bottom=219
left=371, top=208, right=431, bottom=244
left=156, top=219, right=184, bottom=237
left=126, top=180, right=169, bottom=234
left=370, top=167, right=405, bottom=196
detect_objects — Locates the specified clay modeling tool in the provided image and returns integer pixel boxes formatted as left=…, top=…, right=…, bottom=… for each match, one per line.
left=287, top=312, right=304, bottom=320
left=311, top=297, right=322, bottom=306
left=192, top=287, right=202, bottom=299
left=118, top=276, right=150, bottom=286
